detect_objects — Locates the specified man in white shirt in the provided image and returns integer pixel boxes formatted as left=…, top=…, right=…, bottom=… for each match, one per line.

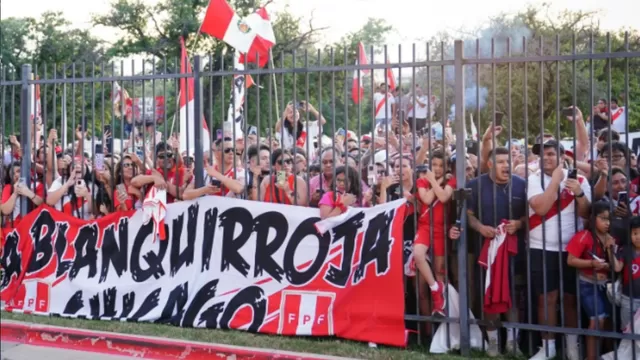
left=406, top=86, right=429, bottom=130
left=373, top=84, right=396, bottom=128
left=527, top=138, right=591, bottom=360
left=608, top=98, right=627, bottom=133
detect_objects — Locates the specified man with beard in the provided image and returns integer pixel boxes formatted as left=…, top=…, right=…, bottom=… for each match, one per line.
left=466, top=147, right=527, bottom=356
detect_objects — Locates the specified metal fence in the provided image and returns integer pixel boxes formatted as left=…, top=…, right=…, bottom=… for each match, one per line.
left=2, top=37, right=640, bottom=357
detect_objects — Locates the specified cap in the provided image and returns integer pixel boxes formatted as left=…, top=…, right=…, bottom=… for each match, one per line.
left=361, top=134, right=372, bottom=142
left=532, top=138, right=564, bottom=156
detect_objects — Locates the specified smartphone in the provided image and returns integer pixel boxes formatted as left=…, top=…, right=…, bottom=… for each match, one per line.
left=494, top=112, right=504, bottom=127
left=588, top=251, right=604, bottom=263
left=337, top=128, right=346, bottom=137
left=465, top=140, right=475, bottom=149
left=297, top=101, right=305, bottom=110
left=116, top=184, right=127, bottom=198
left=568, top=168, right=578, bottom=179
left=18, top=177, right=26, bottom=186
left=249, top=126, right=258, bottom=135
left=210, top=178, right=221, bottom=187
left=76, top=179, right=85, bottom=188
left=94, top=144, right=104, bottom=171
left=562, top=107, right=575, bottom=117
left=618, top=191, right=628, bottom=205
left=136, top=149, right=144, bottom=159
left=277, top=170, right=287, bottom=186
left=416, top=164, right=429, bottom=173
left=367, top=164, right=377, bottom=186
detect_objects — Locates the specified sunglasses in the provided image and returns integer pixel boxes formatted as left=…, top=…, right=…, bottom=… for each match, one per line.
left=157, top=153, right=173, bottom=159
left=122, top=162, right=134, bottom=168
left=278, top=158, right=293, bottom=165
left=223, top=148, right=234, bottom=154
left=183, top=157, right=194, bottom=165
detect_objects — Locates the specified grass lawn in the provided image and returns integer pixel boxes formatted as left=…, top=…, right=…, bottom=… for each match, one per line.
left=0, top=311, right=512, bottom=360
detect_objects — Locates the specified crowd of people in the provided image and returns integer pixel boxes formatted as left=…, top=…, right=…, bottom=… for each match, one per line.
left=1, top=85, right=639, bottom=360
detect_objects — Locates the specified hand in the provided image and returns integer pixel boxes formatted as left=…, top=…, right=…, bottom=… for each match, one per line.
left=153, top=176, right=167, bottom=190
left=299, top=100, right=316, bottom=113
left=310, top=190, right=323, bottom=204
left=515, top=154, right=525, bottom=166
left=565, top=106, right=583, bottom=122
left=14, top=182, right=28, bottom=196
left=363, top=189, right=373, bottom=204
left=551, top=166, right=565, bottom=184
left=75, top=184, right=89, bottom=198
left=117, top=190, right=129, bottom=204
left=564, top=178, right=582, bottom=196
left=127, top=186, right=142, bottom=199
left=47, top=129, right=58, bottom=144
left=425, top=169, right=437, bottom=184
left=505, top=220, right=521, bottom=235
left=449, top=226, right=461, bottom=240
left=250, top=165, right=262, bottom=177
left=482, top=125, right=502, bottom=142
left=403, top=190, right=414, bottom=202
left=604, top=235, right=616, bottom=249
left=205, top=185, right=220, bottom=195
left=614, top=201, right=629, bottom=217
left=9, top=135, right=18, bottom=146
left=478, top=225, right=497, bottom=239
left=380, top=176, right=393, bottom=189
left=341, top=193, right=357, bottom=207
left=595, top=158, right=609, bottom=175
left=591, top=259, right=609, bottom=271
left=65, top=174, right=77, bottom=188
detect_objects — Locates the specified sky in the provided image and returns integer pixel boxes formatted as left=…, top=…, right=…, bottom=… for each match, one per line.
left=1, top=0, right=637, bottom=72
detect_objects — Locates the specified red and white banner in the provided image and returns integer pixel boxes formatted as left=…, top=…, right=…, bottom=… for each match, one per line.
left=0, top=197, right=407, bottom=346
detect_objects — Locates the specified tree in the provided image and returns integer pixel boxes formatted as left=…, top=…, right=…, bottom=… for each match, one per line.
left=1, top=12, right=107, bottom=138
left=417, top=4, right=640, bottom=140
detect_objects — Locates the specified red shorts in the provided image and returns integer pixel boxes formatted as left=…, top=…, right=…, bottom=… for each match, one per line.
left=414, top=225, right=446, bottom=257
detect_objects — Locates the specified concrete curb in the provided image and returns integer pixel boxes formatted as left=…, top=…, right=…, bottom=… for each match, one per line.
left=0, top=320, right=356, bottom=360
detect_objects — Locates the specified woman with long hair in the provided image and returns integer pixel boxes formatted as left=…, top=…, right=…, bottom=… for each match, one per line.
left=113, top=153, right=143, bottom=212
left=260, top=148, right=308, bottom=206
left=275, top=101, right=326, bottom=150
left=46, top=160, right=94, bottom=220
left=1, top=161, right=44, bottom=228
left=318, top=166, right=362, bottom=219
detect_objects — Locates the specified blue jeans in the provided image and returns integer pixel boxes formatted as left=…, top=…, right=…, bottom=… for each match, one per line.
left=580, top=280, right=611, bottom=320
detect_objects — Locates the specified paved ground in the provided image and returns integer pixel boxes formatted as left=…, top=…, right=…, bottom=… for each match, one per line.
left=0, top=341, right=136, bottom=360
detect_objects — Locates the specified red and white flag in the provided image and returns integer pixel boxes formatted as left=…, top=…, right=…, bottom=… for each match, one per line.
left=179, top=37, right=211, bottom=156
left=111, top=81, right=132, bottom=119
left=351, top=42, right=369, bottom=104
left=200, top=0, right=276, bottom=68
left=386, top=60, right=396, bottom=91
left=29, top=73, right=42, bottom=121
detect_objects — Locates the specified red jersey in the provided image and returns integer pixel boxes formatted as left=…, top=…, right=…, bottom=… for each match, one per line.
left=566, top=230, right=613, bottom=278
left=113, top=184, right=139, bottom=211
left=416, top=176, right=457, bottom=227
left=211, top=165, right=242, bottom=196
left=264, top=175, right=295, bottom=204
left=1, top=182, right=45, bottom=228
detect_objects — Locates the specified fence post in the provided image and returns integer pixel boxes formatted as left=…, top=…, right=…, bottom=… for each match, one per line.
left=20, top=64, right=33, bottom=217
left=453, top=39, right=471, bottom=356
left=193, top=55, right=204, bottom=188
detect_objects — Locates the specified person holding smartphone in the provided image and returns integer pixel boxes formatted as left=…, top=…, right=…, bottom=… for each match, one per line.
left=46, top=161, right=93, bottom=220
left=113, top=154, right=143, bottom=212
left=274, top=100, right=326, bottom=150
left=260, top=149, right=308, bottom=206
left=1, top=161, right=44, bottom=229
left=318, top=166, right=362, bottom=219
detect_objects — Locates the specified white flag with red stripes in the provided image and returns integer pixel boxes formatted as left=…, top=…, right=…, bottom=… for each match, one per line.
left=179, top=37, right=211, bottom=156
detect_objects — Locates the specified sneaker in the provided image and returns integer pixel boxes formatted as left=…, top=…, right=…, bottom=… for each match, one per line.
left=431, top=281, right=446, bottom=316
left=564, top=338, right=580, bottom=360
left=529, top=343, right=556, bottom=360
left=486, top=338, right=500, bottom=357
left=505, top=339, right=523, bottom=356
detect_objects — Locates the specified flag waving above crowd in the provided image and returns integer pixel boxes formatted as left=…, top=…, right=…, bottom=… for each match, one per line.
left=200, top=0, right=276, bottom=67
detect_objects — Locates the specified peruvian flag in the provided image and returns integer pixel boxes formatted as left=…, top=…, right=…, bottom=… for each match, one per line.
left=386, top=60, right=396, bottom=91
left=351, top=42, right=369, bottom=104
left=178, top=38, right=211, bottom=156
left=200, top=0, right=276, bottom=68
left=111, top=81, right=132, bottom=119
left=29, top=73, right=42, bottom=121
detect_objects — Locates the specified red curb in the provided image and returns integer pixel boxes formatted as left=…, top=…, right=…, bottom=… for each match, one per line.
left=0, top=320, right=354, bottom=360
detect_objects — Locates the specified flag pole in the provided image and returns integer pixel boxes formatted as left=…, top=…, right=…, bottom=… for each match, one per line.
left=169, top=19, right=206, bottom=137
left=269, top=49, right=280, bottom=124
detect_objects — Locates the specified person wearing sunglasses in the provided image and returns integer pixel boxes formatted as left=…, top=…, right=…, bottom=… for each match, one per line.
left=130, top=142, right=179, bottom=202
left=260, top=148, right=307, bottom=206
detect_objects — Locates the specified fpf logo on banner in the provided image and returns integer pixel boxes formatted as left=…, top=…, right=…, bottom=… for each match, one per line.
left=278, top=290, right=335, bottom=336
